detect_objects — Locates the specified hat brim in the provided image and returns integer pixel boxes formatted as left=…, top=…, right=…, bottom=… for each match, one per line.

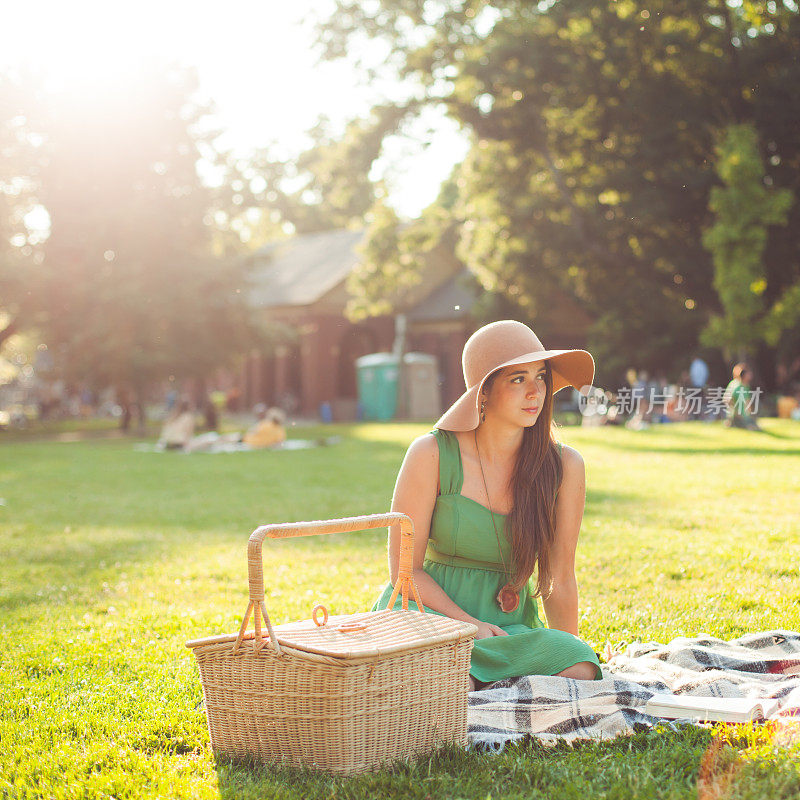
left=433, top=349, right=594, bottom=432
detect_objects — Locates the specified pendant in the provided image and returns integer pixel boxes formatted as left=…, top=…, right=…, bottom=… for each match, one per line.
left=496, top=584, right=520, bottom=613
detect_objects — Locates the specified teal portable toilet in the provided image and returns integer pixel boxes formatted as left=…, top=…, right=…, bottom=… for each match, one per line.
left=355, top=353, right=400, bottom=420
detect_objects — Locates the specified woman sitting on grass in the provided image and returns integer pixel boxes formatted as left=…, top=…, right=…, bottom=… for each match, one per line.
left=158, top=398, right=196, bottom=450
left=373, top=320, right=601, bottom=689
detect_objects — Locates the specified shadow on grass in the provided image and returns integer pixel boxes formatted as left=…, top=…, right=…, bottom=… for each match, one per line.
left=597, top=441, right=800, bottom=457
left=588, top=420, right=799, bottom=455
left=209, top=726, right=718, bottom=800
left=211, top=742, right=503, bottom=800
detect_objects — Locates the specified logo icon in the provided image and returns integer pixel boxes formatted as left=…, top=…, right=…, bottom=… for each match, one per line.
left=577, top=385, right=608, bottom=417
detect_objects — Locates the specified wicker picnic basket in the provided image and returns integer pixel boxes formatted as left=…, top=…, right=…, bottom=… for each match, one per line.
left=186, top=512, right=478, bottom=774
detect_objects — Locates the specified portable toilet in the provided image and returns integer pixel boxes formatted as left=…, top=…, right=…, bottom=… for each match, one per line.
left=356, top=352, right=442, bottom=421
left=355, top=353, right=400, bottom=421
left=402, top=352, right=441, bottom=420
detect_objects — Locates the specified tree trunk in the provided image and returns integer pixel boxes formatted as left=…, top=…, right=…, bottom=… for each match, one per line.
left=393, top=313, right=408, bottom=419
left=118, top=386, right=132, bottom=431
left=134, top=386, right=147, bottom=435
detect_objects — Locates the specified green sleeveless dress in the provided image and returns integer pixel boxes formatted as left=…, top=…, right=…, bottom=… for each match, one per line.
left=372, top=428, right=601, bottom=684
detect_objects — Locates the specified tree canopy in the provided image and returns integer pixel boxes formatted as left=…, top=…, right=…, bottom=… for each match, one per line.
left=0, top=70, right=43, bottom=348
left=243, top=104, right=415, bottom=236
left=0, top=63, right=267, bottom=402
left=317, top=0, right=800, bottom=387
left=701, top=122, right=794, bottom=362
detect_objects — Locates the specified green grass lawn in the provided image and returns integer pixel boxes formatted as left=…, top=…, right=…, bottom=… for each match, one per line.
left=1, top=420, right=799, bottom=799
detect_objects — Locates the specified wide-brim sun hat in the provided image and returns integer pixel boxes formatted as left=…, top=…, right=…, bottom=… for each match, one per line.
left=434, top=320, right=595, bottom=431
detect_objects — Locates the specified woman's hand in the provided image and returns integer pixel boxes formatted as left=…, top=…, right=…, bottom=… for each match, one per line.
left=472, top=621, right=509, bottom=639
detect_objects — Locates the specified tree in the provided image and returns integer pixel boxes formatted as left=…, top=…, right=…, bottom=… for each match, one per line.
left=346, top=186, right=463, bottom=320
left=701, top=123, right=793, bottom=362
left=345, top=164, right=515, bottom=327
left=5, top=62, right=267, bottom=421
left=245, top=104, right=413, bottom=236
left=0, top=69, right=46, bottom=349
left=316, top=0, right=800, bottom=387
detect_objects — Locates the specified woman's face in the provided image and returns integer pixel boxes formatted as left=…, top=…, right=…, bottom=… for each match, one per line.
left=483, top=360, right=547, bottom=427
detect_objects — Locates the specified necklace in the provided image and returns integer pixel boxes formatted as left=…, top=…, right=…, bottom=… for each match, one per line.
left=474, top=429, right=520, bottom=613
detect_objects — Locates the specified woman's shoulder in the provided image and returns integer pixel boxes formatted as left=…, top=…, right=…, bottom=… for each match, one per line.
left=557, top=443, right=585, bottom=484
left=402, top=432, right=440, bottom=469
left=396, top=433, right=441, bottom=496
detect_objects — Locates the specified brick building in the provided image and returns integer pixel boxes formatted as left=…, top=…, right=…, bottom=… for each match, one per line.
left=239, top=229, right=478, bottom=419
left=237, top=228, right=593, bottom=420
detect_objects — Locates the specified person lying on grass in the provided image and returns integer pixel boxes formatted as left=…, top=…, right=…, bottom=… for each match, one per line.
left=373, top=321, right=602, bottom=690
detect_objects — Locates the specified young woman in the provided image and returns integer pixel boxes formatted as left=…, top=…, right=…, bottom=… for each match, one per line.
left=372, top=320, right=601, bottom=688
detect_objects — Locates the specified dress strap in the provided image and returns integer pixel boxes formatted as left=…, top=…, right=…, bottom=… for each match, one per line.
left=430, top=428, right=464, bottom=495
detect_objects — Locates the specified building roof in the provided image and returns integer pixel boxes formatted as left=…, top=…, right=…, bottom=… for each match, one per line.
left=248, top=228, right=365, bottom=309
left=246, top=227, right=478, bottom=319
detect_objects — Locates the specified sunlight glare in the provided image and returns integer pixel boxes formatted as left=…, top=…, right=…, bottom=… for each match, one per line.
left=4, top=1, right=151, bottom=91
left=3, top=0, right=468, bottom=217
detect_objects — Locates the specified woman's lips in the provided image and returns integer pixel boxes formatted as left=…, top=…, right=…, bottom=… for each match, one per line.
left=523, top=407, right=540, bottom=413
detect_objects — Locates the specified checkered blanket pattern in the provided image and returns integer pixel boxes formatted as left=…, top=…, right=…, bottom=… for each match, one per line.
left=468, top=630, right=800, bottom=750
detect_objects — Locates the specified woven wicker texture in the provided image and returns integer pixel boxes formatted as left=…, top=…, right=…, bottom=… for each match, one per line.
left=186, top=512, right=478, bottom=774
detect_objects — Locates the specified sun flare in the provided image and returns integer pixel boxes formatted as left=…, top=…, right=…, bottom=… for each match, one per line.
left=2, top=0, right=466, bottom=216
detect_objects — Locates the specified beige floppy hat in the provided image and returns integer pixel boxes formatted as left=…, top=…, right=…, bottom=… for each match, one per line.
left=434, top=320, right=595, bottom=431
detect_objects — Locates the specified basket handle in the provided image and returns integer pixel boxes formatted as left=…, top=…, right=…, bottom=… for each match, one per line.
left=232, top=512, right=423, bottom=655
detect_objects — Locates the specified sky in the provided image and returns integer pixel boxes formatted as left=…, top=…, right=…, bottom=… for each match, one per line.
left=2, top=0, right=469, bottom=218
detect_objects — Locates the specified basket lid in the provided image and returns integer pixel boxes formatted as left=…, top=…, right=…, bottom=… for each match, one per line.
left=270, top=609, right=476, bottom=660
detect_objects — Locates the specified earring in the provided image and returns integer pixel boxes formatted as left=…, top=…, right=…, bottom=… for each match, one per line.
left=480, top=400, right=486, bottom=423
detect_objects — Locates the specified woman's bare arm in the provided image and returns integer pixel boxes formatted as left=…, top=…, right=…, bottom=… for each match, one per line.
left=541, top=445, right=586, bottom=635
left=388, top=434, right=500, bottom=631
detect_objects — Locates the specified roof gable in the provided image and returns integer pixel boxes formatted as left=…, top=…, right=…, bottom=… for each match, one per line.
left=248, top=229, right=365, bottom=308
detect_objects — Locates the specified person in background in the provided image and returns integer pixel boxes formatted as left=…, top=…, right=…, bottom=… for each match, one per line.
left=689, top=355, right=709, bottom=420
left=689, top=356, right=709, bottom=389
left=165, top=388, right=178, bottom=414
left=210, top=389, right=227, bottom=415
left=626, top=370, right=650, bottom=429
left=225, top=386, right=242, bottom=413
left=158, top=399, right=196, bottom=450
left=791, top=384, right=800, bottom=421
left=723, top=363, right=762, bottom=431
left=653, top=372, right=669, bottom=423
left=244, top=405, right=287, bottom=449
left=201, top=394, right=218, bottom=432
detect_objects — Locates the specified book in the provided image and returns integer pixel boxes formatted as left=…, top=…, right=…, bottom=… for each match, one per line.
left=645, top=693, right=780, bottom=723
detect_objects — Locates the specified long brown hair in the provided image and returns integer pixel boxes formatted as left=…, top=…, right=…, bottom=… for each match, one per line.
left=484, top=362, right=562, bottom=598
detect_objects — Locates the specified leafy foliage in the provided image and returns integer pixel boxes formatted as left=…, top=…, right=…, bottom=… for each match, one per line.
left=0, top=70, right=45, bottom=347
left=346, top=191, right=461, bottom=320
left=0, top=64, right=266, bottom=396
left=701, top=123, right=794, bottom=360
left=317, top=0, right=800, bottom=385
left=246, top=104, right=415, bottom=236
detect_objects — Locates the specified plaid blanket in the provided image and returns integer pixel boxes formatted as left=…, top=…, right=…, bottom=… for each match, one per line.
left=468, top=630, right=800, bottom=750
